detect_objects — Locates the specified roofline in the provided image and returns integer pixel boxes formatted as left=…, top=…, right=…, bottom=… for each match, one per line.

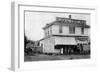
left=39, top=35, right=52, bottom=41
left=52, top=34, right=89, bottom=37
left=56, top=17, right=87, bottom=21
left=43, top=22, right=90, bottom=30
left=39, top=34, right=89, bottom=41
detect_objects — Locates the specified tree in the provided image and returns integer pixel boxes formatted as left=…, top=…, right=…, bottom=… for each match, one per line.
left=24, top=34, right=28, bottom=48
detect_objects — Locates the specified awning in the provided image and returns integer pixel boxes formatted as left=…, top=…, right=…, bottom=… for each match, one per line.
left=75, top=37, right=88, bottom=44
left=55, top=37, right=77, bottom=45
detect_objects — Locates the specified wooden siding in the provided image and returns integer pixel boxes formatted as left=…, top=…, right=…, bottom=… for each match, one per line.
left=40, top=37, right=60, bottom=53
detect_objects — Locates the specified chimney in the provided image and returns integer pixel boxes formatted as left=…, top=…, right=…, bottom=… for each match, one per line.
left=69, top=15, right=71, bottom=19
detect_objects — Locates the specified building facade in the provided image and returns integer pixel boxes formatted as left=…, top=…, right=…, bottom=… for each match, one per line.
left=39, top=15, right=90, bottom=54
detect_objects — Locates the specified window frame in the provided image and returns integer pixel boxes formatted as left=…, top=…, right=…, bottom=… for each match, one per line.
left=59, top=25, right=63, bottom=33
left=69, top=26, right=75, bottom=34
left=81, top=27, right=84, bottom=34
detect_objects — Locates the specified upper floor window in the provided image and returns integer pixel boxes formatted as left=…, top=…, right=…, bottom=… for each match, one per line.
left=81, top=27, right=84, bottom=34
left=48, top=30, right=49, bottom=35
left=69, top=26, right=75, bottom=34
left=50, top=27, right=52, bottom=34
left=59, top=25, right=63, bottom=33
left=45, top=31, right=47, bottom=37
left=45, top=27, right=52, bottom=37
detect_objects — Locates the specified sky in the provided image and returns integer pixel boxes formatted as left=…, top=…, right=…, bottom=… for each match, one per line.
left=25, top=11, right=90, bottom=41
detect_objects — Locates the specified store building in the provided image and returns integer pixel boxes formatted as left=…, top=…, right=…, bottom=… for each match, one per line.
left=39, top=15, right=90, bottom=54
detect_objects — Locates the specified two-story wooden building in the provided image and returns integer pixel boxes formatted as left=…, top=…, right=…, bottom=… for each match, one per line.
left=39, top=15, right=90, bottom=54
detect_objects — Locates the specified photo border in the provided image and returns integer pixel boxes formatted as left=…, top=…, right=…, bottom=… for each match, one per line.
left=11, top=2, right=97, bottom=71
